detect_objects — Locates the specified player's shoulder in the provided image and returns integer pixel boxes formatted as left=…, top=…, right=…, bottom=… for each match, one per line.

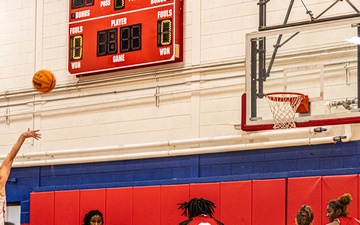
left=179, top=218, right=192, bottom=225
left=215, top=219, right=224, bottom=225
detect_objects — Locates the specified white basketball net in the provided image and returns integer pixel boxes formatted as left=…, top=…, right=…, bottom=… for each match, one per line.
left=265, top=92, right=304, bottom=129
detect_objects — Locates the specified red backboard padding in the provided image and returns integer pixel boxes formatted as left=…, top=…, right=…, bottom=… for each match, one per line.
left=220, top=181, right=252, bottom=225
left=132, top=186, right=161, bottom=225
left=79, top=189, right=106, bottom=224
left=252, top=179, right=286, bottom=225
left=29, top=175, right=360, bottom=225
left=288, top=176, right=322, bottom=225
left=322, top=175, right=358, bottom=224
left=106, top=187, right=133, bottom=225
left=54, top=190, right=80, bottom=225
left=160, top=184, right=189, bottom=224
left=30, top=191, right=54, bottom=225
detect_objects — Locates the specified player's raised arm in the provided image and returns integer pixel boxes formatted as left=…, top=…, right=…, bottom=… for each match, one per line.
left=0, top=129, right=41, bottom=196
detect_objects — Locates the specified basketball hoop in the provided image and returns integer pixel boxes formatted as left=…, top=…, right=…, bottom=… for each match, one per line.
left=264, top=92, right=304, bottom=129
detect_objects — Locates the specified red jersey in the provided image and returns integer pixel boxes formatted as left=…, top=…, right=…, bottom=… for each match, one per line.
left=179, top=214, right=224, bottom=225
left=336, top=217, right=360, bottom=225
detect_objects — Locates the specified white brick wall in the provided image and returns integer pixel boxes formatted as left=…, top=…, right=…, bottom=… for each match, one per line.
left=0, top=0, right=359, bottom=164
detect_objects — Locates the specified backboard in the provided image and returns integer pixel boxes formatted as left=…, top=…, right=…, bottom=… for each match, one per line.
left=242, top=17, right=360, bottom=131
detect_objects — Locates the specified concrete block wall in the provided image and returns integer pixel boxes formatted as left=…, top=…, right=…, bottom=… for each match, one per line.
left=0, top=0, right=358, bottom=155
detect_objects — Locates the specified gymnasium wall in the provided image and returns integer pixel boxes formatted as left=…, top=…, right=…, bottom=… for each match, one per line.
left=1, top=1, right=358, bottom=162
left=7, top=140, right=360, bottom=224
left=1, top=1, right=360, bottom=225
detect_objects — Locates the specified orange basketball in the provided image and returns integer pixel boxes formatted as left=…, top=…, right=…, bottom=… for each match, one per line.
left=32, top=70, right=56, bottom=93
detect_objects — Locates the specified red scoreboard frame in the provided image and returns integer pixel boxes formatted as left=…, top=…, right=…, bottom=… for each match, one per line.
left=68, top=0, right=183, bottom=76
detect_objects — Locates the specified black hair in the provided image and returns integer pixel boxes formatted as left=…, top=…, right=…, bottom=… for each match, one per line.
left=5, top=222, right=15, bottom=225
left=328, top=193, right=352, bottom=217
left=83, top=209, right=104, bottom=225
left=178, top=198, right=217, bottom=218
left=296, top=204, right=314, bottom=225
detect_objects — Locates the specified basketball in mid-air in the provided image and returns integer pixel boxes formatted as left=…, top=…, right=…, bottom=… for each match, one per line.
left=32, top=70, right=56, bottom=93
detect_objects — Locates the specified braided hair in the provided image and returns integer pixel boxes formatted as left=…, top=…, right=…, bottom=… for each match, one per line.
left=83, top=209, right=104, bottom=225
left=178, top=198, right=216, bottom=218
left=328, top=193, right=352, bottom=217
left=296, top=204, right=314, bottom=225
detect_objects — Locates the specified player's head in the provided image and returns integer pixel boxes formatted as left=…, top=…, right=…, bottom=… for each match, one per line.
left=178, top=197, right=217, bottom=218
left=327, top=193, right=352, bottom=222
left=83, top=209, right=104, bottom=225
left=296, top=204, right=314, bottom=225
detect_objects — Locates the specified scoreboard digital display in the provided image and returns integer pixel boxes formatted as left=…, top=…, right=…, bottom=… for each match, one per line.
left=68, top=0, right=183, bottom=76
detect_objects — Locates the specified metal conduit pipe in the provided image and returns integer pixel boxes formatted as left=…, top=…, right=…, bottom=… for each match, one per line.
left=0, top=60, right=245, bottom=99
left=5, top=57, right=357, bottom=115
left=0, top=52, right=354, bottom=110
left=14, top=126, right=329, bottom=159
left=2, top=59, right=352, bottom=113
left=74, top=62, right=244, bottom=89
left=0, top=76, right=244, bottom=109
left=1, top=83, right=243, bottom=117
left=12, top=127, right=351, bottom=168
left=169, top=135, right=349, bottom=156
left=59, top=42, right=355, bottom=92
left=54, top=53, right=359, bottom=95
left=0, top=48, right=354, bottom=105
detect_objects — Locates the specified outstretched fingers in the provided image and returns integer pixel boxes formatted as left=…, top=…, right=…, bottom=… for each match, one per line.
left=25, top=128, right=41, bottom=140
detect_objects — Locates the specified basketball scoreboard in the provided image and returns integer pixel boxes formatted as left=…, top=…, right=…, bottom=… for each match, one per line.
left=68, top=0, right=183, bottom=76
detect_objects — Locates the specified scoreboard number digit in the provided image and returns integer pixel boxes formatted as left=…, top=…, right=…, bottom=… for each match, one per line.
left=97, top=28, right=118, bottom=56
left=157, top=19, right=172, bottom=46
left=70, top=35, right=83, bottom=60
left=114, top=0, right=125, bottom=10
left=120, top=24, right=142, bottom=53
